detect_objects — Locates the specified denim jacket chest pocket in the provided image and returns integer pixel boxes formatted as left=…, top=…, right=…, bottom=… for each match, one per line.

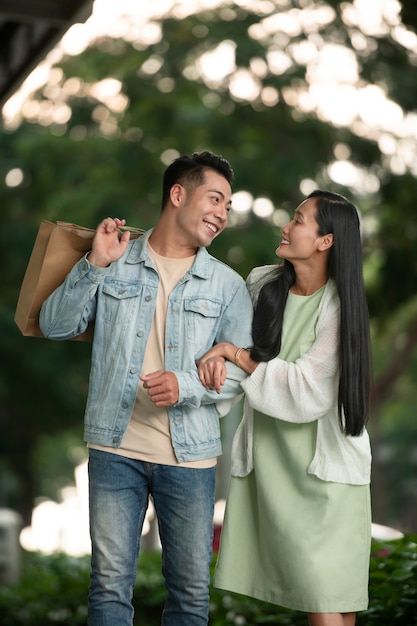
left=102, top=279, right=143, bottom=326
left=183, top=296, right=223, bottom=346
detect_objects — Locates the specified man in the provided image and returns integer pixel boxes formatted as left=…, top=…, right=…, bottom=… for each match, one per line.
left=39, top=151, right=253, bottom=625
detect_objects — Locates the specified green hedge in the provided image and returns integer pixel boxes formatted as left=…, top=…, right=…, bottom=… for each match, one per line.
left=0, top=535, right=416, bottom=625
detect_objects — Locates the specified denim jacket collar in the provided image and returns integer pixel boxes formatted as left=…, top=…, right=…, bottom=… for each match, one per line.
left=125, top=228, right=211, bottom=279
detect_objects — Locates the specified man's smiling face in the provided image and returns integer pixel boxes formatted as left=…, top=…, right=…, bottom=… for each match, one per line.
left=174, top=168, right=232, bottom=249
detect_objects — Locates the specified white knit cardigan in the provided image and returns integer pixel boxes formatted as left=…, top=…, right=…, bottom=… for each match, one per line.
left=231, top=266, right=372, bottom=485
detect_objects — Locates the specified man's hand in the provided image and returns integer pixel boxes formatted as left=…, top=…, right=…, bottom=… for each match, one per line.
left=141, top=371, right=179, bottom=407
left=197, top=357, right=227, bottom=394
left=88, top=217, right=131, bottom=268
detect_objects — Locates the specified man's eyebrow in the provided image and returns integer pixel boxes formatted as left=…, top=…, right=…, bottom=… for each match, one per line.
left=209, top=188, right=225, bottom=197
left=208, top=188, right=232, bottom=206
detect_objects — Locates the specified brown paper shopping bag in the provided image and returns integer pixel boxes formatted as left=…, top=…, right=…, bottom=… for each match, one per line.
left=15, top=220, right=144, bottom=340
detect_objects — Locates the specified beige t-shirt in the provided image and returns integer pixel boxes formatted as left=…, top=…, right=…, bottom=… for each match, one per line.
left=90, top=243, right=216, bottom=468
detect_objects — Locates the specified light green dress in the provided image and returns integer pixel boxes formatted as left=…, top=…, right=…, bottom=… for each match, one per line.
left=214, top=288, right=371, bottom=613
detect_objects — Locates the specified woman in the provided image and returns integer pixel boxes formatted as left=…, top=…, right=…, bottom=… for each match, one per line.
left=198, top=190, right=372, bottom=626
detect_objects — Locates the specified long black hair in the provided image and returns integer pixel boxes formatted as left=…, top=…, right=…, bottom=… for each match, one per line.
left=251, top=190, right=372, bottom=436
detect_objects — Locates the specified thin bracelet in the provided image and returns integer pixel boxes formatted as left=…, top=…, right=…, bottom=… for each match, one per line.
left=234, top=347, right=245, bottom=368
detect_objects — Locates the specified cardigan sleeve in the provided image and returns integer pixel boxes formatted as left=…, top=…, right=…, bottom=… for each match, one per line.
left=241, top=303, right=341, bottom=424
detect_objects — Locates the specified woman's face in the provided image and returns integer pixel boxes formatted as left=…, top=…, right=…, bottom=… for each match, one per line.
left=276, top=198, right=331, bottom=263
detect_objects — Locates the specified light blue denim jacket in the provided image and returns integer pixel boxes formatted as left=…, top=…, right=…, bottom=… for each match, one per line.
left=39, top=229, right=253, bottom=462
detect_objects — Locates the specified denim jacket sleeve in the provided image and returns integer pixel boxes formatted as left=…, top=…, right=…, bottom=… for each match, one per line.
left=39, top=255, right=109, bottom=340
left=174, top=278, right=253, bottom=408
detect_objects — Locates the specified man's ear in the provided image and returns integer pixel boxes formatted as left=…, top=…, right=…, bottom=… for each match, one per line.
left=319, top=233, right=334, bottom=251
left=170, top=183, right=185, bottom=207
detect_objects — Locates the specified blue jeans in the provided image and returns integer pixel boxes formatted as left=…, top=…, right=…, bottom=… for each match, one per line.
left=87, top=449, right=215, bottom=626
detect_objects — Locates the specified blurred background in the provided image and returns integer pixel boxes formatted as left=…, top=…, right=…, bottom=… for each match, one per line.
left=1, top=0, right=417, bottom=564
